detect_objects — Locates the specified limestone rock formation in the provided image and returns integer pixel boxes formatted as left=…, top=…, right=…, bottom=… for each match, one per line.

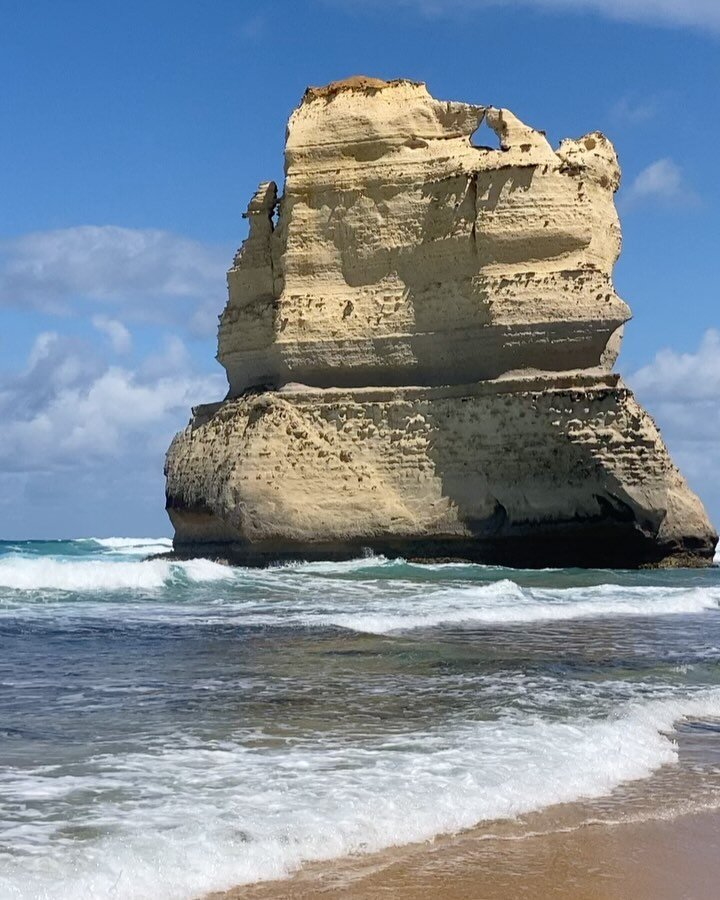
left=165, top=77, right=717, bottom=567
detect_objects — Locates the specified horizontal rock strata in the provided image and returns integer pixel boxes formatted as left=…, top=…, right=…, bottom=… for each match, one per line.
left=218, top=78, right=627, bottom=393
left=166, top=77, right=717, bottom=568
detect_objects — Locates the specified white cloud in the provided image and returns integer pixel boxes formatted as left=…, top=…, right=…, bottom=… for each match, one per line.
left=631, top=330, right=720, bottom=402
left=92, top=315, right=132, bottom=354
left=0, top=331, right=225, bottom=474
left=628, top=330, right=720, bottom=522
left=139, top=334, right=193, bottom=379
left=0, top=330, right=227, bottom=537
left=328, top=0, right=720, bottom=31
left=623, top=158, right=698, bottom=207
left=0, top=226, right=229, bottom=337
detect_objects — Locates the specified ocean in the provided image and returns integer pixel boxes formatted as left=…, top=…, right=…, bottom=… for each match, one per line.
left=1, top=538, right=719, bottom=899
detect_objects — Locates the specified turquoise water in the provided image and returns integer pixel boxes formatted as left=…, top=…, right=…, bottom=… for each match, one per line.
left=1, top=538, right=719, bottom=898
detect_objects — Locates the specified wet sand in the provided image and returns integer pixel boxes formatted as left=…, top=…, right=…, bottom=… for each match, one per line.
left=211, top=804, right=720, bottom=900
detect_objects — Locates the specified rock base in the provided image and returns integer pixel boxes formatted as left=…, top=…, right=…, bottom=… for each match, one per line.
left=165, top=374, right=717, bottom=569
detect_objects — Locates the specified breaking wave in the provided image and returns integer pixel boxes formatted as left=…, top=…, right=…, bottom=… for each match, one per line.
left=323, top=581, right=720, bottom=634
left=82, top=536, right=174, bottom=555
left=2, top=688, right=720, bottom=899
left=0, top=543, right=718, bottom=633
left=0, top=556, right=232, bottom=592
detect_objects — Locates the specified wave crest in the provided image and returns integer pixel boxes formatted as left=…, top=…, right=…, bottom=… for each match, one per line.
left=0, top=556, right=232, bottom=592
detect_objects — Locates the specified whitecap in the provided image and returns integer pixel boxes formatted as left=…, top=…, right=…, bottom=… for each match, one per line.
left=80, top=537, right=174, bottom=556
left=0, top=556, right=233, bottom=593
left=320, top=581, right=720, bottom=634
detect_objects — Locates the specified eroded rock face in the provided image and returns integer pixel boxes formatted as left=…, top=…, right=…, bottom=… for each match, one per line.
left=219, top=78, right=627, bottom=392
left=166, top=77, right=717, bottom=567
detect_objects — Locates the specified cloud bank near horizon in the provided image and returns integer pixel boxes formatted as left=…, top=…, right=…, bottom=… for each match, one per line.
left=0, top=328, right=226, bottom=537
left=628, top=329, right=720, bottom=524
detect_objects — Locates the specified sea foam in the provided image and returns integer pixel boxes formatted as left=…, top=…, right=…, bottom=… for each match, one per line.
left=2, top=689, right=720, bottom=899
left=0, top=550, right=718, bottom=635
left=85, top=537, right=174, bottom=550
left=324, top=582, right=720, bottom=634
left=83, top=536, right=174, bottom=556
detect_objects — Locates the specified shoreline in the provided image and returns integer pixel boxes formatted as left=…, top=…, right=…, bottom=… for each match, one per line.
left=209, top=802, right=720, bottom=900
left=208, top=731, right=720, bottom=900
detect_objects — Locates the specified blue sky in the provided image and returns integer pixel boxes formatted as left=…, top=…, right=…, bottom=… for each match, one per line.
left=1, top=0, right=718, bottom=538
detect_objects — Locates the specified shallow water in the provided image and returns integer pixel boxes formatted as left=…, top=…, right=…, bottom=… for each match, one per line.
left=0, top=538, right=719, bottom=899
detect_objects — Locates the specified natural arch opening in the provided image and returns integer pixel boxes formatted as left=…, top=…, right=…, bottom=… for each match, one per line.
left=470, top=116, right=502, bottom=150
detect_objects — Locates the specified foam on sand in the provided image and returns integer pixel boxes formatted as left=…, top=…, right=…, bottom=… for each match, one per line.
left=2, top=689, right=720, bottom=899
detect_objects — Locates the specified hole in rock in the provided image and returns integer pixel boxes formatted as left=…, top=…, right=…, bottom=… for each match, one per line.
left=470, top=117, right=501, bottom=151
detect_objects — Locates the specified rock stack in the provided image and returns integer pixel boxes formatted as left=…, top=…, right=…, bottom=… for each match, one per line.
left=165, top=77, right=717, bottom=567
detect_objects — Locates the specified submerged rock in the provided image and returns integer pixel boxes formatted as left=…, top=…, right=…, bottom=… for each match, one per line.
left=165, top=77, right=717, bottom=567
